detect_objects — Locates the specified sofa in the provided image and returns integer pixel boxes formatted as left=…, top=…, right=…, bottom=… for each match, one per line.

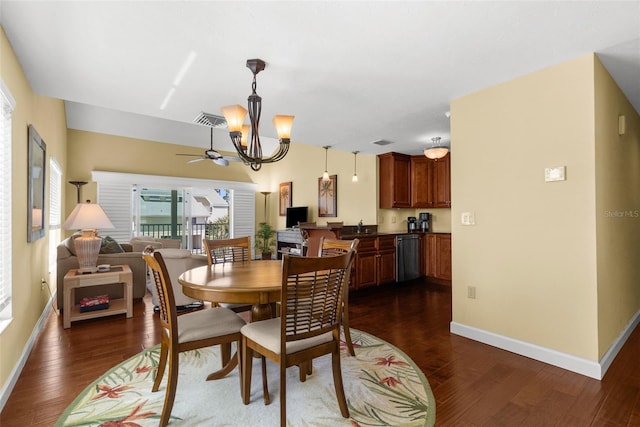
left=56, top=236, right=182, bottom=309
left=147, top=248, right=208, bottom=307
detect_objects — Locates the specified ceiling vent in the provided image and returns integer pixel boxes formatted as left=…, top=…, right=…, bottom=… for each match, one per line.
left=193, top=112, right=227, bottom=128
left=370, top=139, right=394, bottom=146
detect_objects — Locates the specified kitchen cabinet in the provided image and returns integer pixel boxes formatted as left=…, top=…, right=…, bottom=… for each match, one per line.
left=422, top=233, right=452, bottom=283
left=432, top=153, right=451, bottom=207
left=410, top=156, right=433, bottom=207
left=354, top=235, right=396, bottom=289
left=378, top=152, right=411, bottom=208
left=379, top=152, right=450, bottom=209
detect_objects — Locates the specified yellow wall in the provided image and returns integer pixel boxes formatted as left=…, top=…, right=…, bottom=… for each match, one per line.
left=67, top=131, right=380, bottom=232
left=594, top=57, right=640, bottom=357
left=451, top=54, right=600, bottom=360
left=0, top=27, right=67, bottom=388
left=451, top=53, right=640, bottom=362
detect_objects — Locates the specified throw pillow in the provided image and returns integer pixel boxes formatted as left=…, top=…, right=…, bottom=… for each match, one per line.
left=100, top=236, right=125, bottom=254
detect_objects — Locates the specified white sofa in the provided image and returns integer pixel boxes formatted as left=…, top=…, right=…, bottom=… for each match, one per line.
left=148, top=248, right=208, bottom=308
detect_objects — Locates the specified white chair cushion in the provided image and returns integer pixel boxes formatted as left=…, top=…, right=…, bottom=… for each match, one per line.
left=178, top=307, right=246, bottom=343
left=241, top=318, right=333, bottom=355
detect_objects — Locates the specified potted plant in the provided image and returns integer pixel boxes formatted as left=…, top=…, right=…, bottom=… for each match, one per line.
left=255, top=222, right=276, bottom=260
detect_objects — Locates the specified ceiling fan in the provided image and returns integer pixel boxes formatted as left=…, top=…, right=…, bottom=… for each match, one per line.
left=176, top=127, right=240, bottom=167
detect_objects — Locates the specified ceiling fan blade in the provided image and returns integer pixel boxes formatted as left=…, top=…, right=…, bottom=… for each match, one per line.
left=213, top=157, right=229, bottom=166
left=188, top=157, right=206, bottom=163
left=176, top=153, right=201, bottom=157
left=225, top=156, right=242, bottom=163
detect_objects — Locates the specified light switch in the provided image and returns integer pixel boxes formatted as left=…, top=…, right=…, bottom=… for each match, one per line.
left=461, top=212, right=475, bottom=226
left=545, top=166, right=566, bottom=182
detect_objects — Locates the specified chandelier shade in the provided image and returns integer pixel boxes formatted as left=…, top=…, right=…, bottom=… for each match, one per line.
left=221, top=58, right=294, bottom=171
left=220, top=105, right=248, bottom=132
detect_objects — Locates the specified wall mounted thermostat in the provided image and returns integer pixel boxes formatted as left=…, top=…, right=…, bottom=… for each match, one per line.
left=545, top=166, right=566, bottom=182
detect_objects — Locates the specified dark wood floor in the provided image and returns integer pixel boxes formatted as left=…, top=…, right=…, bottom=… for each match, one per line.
left=2, top=278, right=640, bottom=426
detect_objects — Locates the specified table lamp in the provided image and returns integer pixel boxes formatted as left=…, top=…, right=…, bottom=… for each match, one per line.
left=63, top=201, right=114, bottom=273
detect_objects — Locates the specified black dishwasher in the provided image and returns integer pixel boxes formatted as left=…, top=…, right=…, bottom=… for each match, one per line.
left=396, top=234, right=420, bottom=282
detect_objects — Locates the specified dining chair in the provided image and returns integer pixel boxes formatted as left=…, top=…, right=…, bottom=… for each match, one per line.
left=143, top=251, right=247, bottom=427
left=203, top=236, right=254, bottom=318
left=240, top=251, right=355, bottom=427
left=318, top=236, right=360, bottom=357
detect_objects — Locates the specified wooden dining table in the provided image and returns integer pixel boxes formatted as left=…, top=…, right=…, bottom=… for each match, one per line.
left=178, top=259, right=283, bottom=380
left=178, top=259, right=283, bottom=322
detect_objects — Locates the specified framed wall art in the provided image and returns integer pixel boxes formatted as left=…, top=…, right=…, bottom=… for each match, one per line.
left=279, top=181, right=292, bottom=216
left=318, top=175, right=337, bottom=217
left=27, top=124, right=46, bottom=242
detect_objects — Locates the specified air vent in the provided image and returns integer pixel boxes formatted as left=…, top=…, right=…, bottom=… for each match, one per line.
left=193, top=112, right=227, bottom=128
left=370, top=139, right=394, bottom=146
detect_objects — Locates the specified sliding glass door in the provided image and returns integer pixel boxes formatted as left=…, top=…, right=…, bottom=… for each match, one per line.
left=93, top=171, right=256, bottom=255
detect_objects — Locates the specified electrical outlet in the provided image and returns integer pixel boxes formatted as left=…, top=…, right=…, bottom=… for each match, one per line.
left=41, top=278, right=46, bottom=290
left=391, top=216, right=396, bottom=223
left=467, top=286, right=477, bottom=299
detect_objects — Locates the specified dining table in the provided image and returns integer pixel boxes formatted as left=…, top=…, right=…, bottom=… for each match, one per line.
left=178, top=259, right=283, bottom=380
left=178, top=259, right=283, bottom=322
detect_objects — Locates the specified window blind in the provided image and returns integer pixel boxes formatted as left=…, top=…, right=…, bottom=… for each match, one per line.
left=0, top=78, right=15, bottom=320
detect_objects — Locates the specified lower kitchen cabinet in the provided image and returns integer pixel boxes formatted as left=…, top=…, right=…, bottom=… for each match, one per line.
left=354, top=235, right=396, bottom=289
left=423, top=233, right=452, bottom=283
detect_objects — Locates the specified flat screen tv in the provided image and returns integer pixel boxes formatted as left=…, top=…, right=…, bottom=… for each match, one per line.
left=286, top=206, right=309, bottom=229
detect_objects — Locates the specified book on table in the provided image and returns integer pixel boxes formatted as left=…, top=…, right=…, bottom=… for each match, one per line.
left=79, top=294, right=110, bottom=312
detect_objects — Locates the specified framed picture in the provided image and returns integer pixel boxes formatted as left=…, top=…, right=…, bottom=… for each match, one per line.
left=27, top=124, right=46, bottom=242
left=279, top=182, right=292, bottom=216
left=318, top=175, right=337, bottom=217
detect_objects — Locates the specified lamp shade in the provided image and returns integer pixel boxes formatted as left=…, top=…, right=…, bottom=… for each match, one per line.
left=424, top=147, right=449, bottom=160
left=272, top=115, right=294, bottom=140
left=63, top=202, right=114, bottom=231
left=240, top=124, right=250, bottom=150
left=221, top=104, right=248, bottom=133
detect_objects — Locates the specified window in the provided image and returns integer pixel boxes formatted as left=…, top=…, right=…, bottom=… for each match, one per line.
left=0, top=78, right=16, bottom=330
left=92, top=171, right=257, bottom=253
left=48, top=158, right=62, bottom=274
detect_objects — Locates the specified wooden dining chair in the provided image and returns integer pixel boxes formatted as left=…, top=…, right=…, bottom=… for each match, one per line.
left=318, top=236, right=360, bottom=357
left=143, top=252, right=247, bottom=427
left=203, top=236, right=254, bottom=318
left=240, top=251, right=355, bottom=427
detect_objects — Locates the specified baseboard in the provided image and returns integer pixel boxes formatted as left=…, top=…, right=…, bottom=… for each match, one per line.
left=0, top=292, right=55, bottom=412
left=451, top=312, right=640, bottom=380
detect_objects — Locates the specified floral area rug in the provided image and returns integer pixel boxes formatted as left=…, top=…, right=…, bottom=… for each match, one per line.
left=56, top=329, right=435, bottom=426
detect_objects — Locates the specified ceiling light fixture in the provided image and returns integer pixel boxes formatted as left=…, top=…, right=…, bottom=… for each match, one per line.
left=322, top=146, right=331, bottom=181
left=424, top=136, right=449, bottom=160
left=352, top=151, right=359, bottom=182
left=221, top=59, right=294, bottom=171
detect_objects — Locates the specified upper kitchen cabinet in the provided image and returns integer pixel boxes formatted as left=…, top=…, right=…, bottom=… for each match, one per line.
left=379, top=152, right=451, bottom=209
left=410, top=156, right=433, bottom=207
left=379, top=152, right=412, bottom=208
left=432, top=153, right=451, bottom=207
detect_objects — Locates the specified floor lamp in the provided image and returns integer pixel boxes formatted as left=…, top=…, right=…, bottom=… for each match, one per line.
left=260, top=191, right=271, bottom=223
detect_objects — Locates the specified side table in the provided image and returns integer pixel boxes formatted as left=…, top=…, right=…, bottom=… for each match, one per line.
left=63, top=265, right=133, bottom=328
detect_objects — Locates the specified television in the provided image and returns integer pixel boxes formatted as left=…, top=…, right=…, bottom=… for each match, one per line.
left=286, top=206, right=309, bottom=229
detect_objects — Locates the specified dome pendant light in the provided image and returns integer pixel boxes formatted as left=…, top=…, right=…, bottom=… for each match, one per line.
left=424, top=136, right=448, bottom=160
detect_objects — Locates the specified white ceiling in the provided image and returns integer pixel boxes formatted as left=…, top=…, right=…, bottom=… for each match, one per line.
left=1, top=1, right=639, bottom=157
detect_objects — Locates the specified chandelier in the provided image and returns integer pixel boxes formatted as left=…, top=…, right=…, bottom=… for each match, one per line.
left=424, top=136, right=449, bottom=160
left=221, top=59, right=294, bottom=171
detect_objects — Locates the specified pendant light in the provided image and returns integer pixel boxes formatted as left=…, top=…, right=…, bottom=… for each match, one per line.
left=322, top=146, right=330, bottom=181
left=352, top=151, right=359, bottom=182
left=424, top=136, right=449, bottom=160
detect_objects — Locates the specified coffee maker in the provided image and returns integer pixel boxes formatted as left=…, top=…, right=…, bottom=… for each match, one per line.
left=418, top=212, right=431, bottom=232
left=407, top=216, right=417, bottom=232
